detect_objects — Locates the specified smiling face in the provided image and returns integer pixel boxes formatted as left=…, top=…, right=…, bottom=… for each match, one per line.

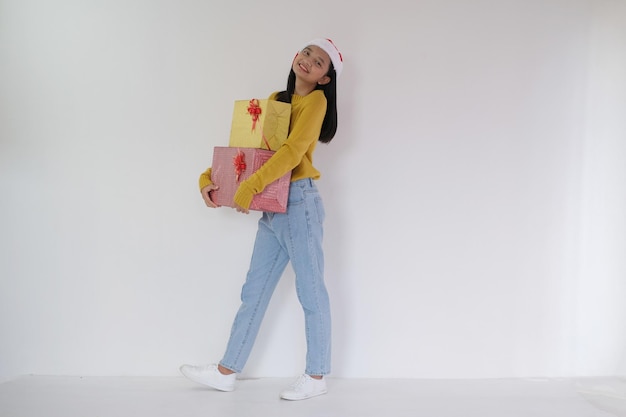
left=292, top=45, right=332, bottom=87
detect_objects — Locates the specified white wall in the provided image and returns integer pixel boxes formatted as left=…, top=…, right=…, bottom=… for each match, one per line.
left=577, top=0, right=626, bottom=376
left=1, top=0, right=625, bottom=382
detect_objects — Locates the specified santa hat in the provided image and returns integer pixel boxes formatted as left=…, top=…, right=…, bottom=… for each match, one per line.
left=302, top=38, right=344, bottom=78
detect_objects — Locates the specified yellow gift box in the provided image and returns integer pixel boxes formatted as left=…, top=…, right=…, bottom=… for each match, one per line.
left=228, top=98, right=291, bottom=151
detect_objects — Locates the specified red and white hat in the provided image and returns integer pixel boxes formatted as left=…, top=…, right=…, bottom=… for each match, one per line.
left=303, top=38, right=344, bottom=78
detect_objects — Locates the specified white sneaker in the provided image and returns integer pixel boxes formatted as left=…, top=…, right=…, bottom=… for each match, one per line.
left=179, top=364, right=237, bottom=392
left=280, top=374, right=327, bottom=400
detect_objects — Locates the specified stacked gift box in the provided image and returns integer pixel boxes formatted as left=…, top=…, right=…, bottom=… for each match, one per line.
left=210, top=98, right=292, bottom=213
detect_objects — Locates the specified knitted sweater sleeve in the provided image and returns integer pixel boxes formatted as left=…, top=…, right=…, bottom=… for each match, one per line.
left=199, top=167, right=212, bottom=189
left=233, top=91, right=326, bottom=209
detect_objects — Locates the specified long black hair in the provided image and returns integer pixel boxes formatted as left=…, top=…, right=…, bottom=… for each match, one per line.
left=275, top=63, right=338, bottom=144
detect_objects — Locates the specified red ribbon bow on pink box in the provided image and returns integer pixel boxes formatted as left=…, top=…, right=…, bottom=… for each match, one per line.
left=233, top=150, right=246, bottom=182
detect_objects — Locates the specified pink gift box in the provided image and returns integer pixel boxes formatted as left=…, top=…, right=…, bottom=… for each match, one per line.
left=210, top=146, right=291, bottom=213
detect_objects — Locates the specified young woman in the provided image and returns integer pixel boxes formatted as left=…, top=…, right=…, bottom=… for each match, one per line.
left=181, top=38, right=343, bottom=401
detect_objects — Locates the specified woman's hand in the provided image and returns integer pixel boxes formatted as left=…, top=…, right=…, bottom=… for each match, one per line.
left=200, top=184, right=219, bottom=208
left=234, top=203, right=249, bottom=215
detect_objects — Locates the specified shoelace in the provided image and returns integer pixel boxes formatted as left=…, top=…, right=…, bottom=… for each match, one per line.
left=192, top=364, right=216, bottom=374
left=289, top=375, right=309, bottom=391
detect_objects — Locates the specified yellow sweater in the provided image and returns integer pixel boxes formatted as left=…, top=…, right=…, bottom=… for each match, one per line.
left=199, top=90, right=327, bottom=209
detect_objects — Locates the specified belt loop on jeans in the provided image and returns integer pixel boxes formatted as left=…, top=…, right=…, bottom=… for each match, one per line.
left=292, top=177, right=314, bottom=189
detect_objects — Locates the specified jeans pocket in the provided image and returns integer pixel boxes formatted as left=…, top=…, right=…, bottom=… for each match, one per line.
left=313, top=196, right=326, bottom=224
left=288, top=184, right=305, bottom=206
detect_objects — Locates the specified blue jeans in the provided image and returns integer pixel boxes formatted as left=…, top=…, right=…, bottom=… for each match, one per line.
left=220, top=178, right=331, bottom=376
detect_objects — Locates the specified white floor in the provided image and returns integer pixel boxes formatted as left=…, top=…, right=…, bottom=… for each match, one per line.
left=1, top=375, right=625, bottom=417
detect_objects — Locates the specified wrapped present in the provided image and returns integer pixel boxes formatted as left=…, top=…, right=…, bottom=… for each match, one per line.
left=210, top=146, right=291, bottom=213
left=229, top=99, right=291, bottom=150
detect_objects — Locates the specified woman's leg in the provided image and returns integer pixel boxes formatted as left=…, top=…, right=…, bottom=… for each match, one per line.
left=220, top=212, right=290, bottom=373
left=273, top=179, right=331, bottom=376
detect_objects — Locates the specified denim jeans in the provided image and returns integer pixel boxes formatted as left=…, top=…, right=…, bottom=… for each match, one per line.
left=220, top=178, right=331, bottom=376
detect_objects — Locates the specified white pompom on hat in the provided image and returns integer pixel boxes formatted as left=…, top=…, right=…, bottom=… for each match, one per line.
left=302, top=38, right=343, bottom=78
